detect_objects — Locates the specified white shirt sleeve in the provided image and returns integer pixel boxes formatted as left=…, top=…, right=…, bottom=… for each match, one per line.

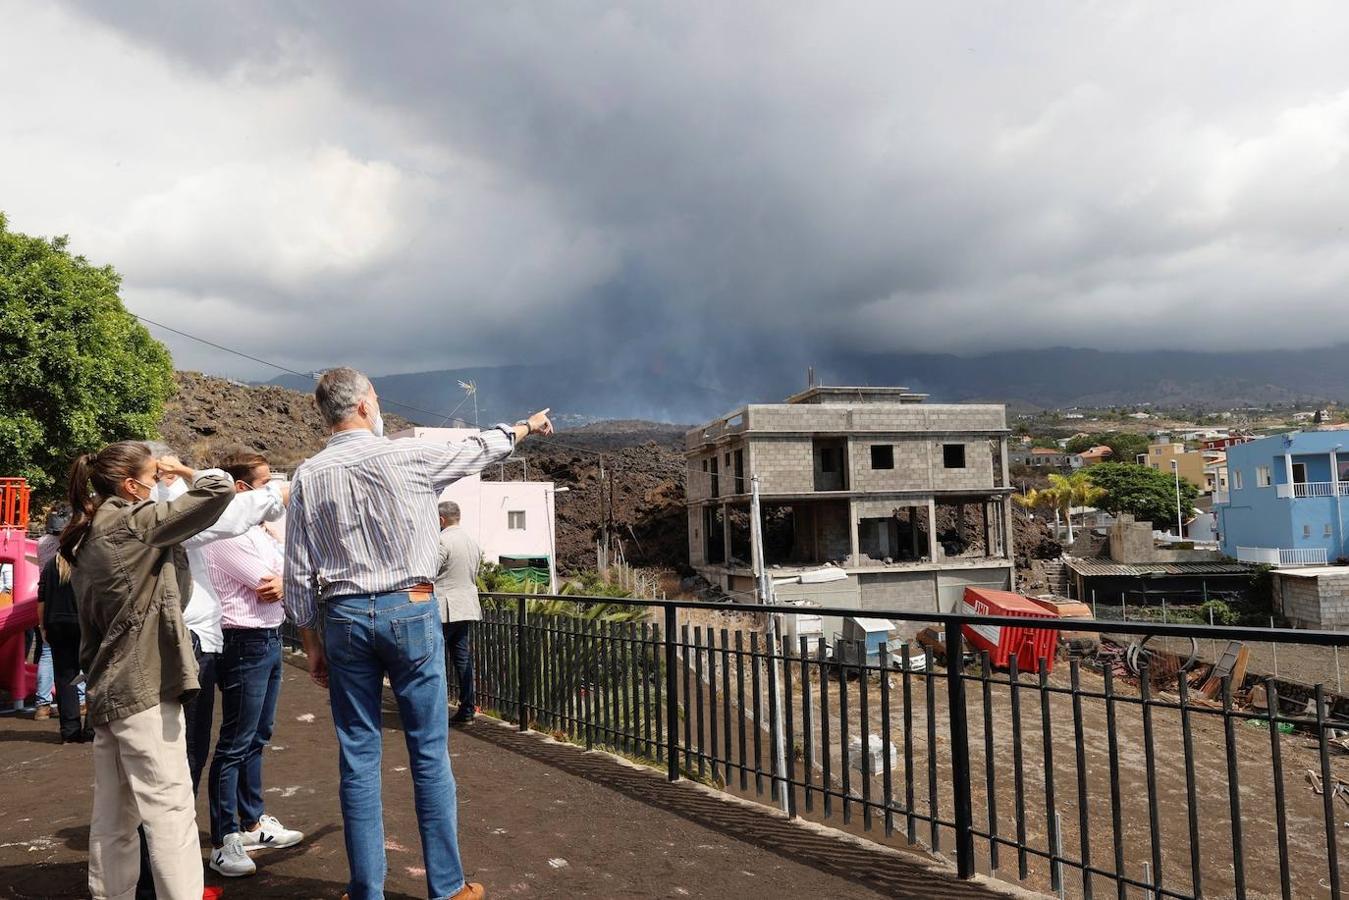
left=181, top=483, right=286, bottom=550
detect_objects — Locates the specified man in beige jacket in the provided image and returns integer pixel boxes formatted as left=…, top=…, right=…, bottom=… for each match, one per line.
left=434, top=501, right=483, bottom=724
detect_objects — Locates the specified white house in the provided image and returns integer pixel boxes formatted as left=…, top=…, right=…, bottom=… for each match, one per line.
left=391, top=427, right=559, bottom=591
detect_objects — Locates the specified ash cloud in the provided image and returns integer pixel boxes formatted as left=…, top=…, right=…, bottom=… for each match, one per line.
left=6, top=3, right=1349, bottom=392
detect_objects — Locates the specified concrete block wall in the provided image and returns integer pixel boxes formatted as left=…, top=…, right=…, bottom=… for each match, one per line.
left=1317, top=573, right=1349, bottom=628
left=743, top=403, right=1006, bottom=436
left=858, top=571, right=938, bottom=613
left=853, top=497, right=925, bottom=519
left=687, top=452, right=710, bottom=502
left=688, top=507, right=706, bottom=568
left=849, top=437, right=929, bottom=492
left=748, top=436, right=815, bottom=494
left=817, top=502, right=853, bottom=561
left=846, top=436, right=998, bottom=493
left=686, top=442, right=747, bottom=502
left=1274, top=571, right=1349, bottom=629
left=929, top=436, right=997, bottom=491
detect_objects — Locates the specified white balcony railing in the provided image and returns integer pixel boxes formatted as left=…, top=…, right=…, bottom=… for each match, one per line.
left=1213, top=491, right=1230, bottom=505
left=1274, top=482, right=1349, bottom=499
left=1237, top=546, right=1329, bottom=566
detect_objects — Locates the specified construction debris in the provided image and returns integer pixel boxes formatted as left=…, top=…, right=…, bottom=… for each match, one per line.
left=915, top=627, right=946, bottom=665
left=1125, top=635, right=1200, bottom=679
left=1306, top=770, right=1349, bottom=807
left=1197, top=641, right=1251, bottom=700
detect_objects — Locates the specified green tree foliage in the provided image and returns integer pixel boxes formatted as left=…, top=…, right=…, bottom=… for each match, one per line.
left=0, top=214, right=174, bottom=497
left=1086, top=462, right=1200, bottom=526
left=1064, top=431, right=1151, bottom=463
left=1014, top=472, right=1106, bottom=542
left=1063, top=434, right=1094, bottom=454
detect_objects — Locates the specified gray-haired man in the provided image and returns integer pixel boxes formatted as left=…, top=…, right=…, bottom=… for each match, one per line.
left=284, top=366, right=551, bottom=900
left=434, top=501, right=483, bottom=724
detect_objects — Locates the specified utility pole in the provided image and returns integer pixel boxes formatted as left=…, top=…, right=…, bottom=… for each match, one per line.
left=1172, top=460, right=1183, bottom=538
left=598, top=456, right=607, bottom=571
left=751, top=475, right=790, bottom=815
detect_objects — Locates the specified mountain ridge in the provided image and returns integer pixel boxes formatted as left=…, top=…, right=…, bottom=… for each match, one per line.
left=266, top=344, right=1349, bottom=425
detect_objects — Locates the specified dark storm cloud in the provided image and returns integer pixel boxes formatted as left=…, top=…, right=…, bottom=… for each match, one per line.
left=11, top=2, right=1349, bottom=388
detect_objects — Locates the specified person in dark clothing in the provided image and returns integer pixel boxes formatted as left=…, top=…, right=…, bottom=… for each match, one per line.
left=37, top=555, right=91, bottom=743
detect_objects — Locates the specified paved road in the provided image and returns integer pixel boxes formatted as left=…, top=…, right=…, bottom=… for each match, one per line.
left=0, top=656, right=1023, bottom=898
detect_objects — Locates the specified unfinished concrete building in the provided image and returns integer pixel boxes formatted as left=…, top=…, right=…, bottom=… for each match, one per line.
left=685, top=386, right=1015, bottom=617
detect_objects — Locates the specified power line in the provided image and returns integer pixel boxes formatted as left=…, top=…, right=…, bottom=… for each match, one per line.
left=134, top=313, right=476, bottom=428
left=135, top=314, right=313, bottom=380
left=133, top=312, right=726, bottom=482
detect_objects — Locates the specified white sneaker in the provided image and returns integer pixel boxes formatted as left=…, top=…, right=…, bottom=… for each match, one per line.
left=209, top=833, right=256, bottom=877
left=240, top=813, right=304, bottom=851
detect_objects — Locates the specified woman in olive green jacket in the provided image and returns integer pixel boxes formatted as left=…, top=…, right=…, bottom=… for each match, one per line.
left=61, top=441, right=234, bottom=900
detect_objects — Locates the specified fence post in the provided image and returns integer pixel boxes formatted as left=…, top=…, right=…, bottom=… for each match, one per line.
left=944, top=620, right=976, bottom=879
left=664, top=605, right=679, bottom=782
left=517, top=596, right=528, bottom=732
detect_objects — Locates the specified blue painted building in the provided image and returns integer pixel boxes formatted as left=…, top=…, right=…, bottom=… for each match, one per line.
left=1216, top=431, right=1349, bottom=567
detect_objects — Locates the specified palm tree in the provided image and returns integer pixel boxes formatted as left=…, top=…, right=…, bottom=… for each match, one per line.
left=1013, top=487, right=1062, bottom=539
left=1047, top=471, right=1107, bottom=544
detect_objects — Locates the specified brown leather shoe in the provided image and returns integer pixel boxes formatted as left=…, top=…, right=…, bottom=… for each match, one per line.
left=342, top=882, right=483, bottom=899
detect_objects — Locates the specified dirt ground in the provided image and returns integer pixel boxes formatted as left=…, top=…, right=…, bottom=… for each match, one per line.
left=667, top=613, right=1349, bottom=900
left=0, top=656, right=1017, bottom=900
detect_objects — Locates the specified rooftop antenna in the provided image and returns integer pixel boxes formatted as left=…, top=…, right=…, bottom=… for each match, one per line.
left=455, top=380, right=478, bottom=427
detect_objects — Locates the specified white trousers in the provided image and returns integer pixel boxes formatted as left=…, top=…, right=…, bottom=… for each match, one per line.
left=88, top=701, right=203, bottom=900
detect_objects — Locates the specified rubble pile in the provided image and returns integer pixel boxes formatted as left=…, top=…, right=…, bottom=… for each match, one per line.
left=159, top=372, right=411, bottom=467
left=933, top=502, right=1061, bottom=570
left=486, top=427, right=689, bottom=575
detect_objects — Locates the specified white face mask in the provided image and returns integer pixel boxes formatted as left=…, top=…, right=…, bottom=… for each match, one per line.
left=153, top=478, right=189, bottom=502
left=370, top=403, right=384, bottom=438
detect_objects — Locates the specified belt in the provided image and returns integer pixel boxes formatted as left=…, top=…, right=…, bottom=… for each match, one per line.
left=326, top=582, right=434, bottom=603
left=222, top=626, right=281, bottom=640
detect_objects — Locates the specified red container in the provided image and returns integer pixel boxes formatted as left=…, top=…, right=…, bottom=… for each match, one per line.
left=961, top=587, right=1059, bottom=672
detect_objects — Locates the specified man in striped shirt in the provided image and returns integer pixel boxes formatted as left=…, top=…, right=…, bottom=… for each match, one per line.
left=283, top=368, right=551, bottom=900
left=203, top=449, right=305, bottom=878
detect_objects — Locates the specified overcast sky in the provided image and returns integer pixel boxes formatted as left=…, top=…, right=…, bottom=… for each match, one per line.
left=4, top=3, right=1349, bottom=385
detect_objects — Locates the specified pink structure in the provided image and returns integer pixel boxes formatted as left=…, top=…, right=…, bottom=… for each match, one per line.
left=0, top=479, right=40, bottom=708
left=390, top=427, right=559, bottom=590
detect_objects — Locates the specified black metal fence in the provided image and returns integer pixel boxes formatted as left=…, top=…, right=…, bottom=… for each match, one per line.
left=468, top=593, right=1348, bottom=899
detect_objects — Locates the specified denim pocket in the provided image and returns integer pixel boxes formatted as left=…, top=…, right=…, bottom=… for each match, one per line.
left=391, top=609, right=436, bottom=667
left=231, top=639, right=270, bottom=661
left=324, top=608, right=355, bottom=663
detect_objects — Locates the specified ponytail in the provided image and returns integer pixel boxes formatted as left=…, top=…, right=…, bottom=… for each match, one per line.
left=59, top=441, right=153, bottom=564
left=59, top=453, right=98, bottom=564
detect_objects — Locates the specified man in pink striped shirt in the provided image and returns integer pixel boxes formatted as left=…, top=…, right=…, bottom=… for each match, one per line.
left=202, top=449, right=304, bottom=878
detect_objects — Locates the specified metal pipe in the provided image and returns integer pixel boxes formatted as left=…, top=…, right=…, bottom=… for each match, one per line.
left=751, top=475, right=790, bottom=815
left=1271, top=616, right=1279, bottom=678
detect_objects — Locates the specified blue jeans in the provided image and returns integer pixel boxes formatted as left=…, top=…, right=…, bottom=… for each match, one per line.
left=325, top=591, right=463, bottom=900
left=35, top=643, right=53, bottom=705
left=208, top=628, right=282, bottom=847
left=443, top=621, right=476, bottom=713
